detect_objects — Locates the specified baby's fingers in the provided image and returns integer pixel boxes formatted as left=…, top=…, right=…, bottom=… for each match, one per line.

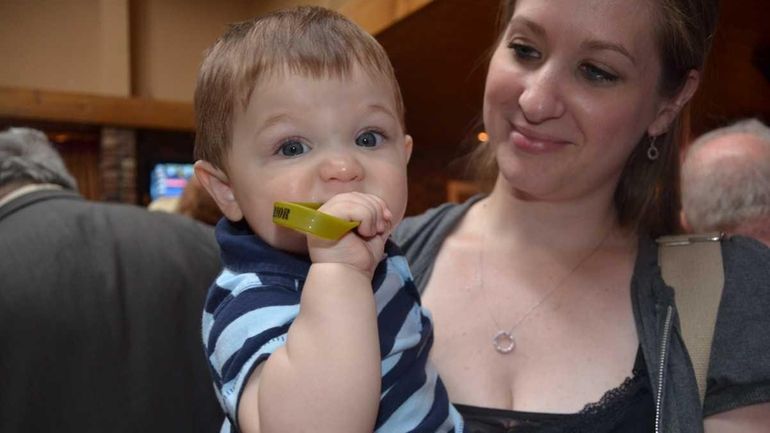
left=320, top=193, right=391, bottom=238
left=353, top=193, right=391, bottom=237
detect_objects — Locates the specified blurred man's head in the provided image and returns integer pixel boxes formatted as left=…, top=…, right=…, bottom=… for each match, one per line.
left=681, top=119, right=770, bottom=245
left=0, top=127, right=77, bottom=199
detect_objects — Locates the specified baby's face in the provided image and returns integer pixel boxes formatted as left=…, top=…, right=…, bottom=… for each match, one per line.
left=224, top=65, right=412, bottom=253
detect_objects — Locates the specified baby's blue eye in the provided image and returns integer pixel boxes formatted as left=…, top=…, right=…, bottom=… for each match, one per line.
left=278, top=140, right=309, bottom=157
left=355, top=131, right=384, bottom=148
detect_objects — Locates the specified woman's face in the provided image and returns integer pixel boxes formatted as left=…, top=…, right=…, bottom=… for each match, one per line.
left=484, top=0, right=677, bottom=202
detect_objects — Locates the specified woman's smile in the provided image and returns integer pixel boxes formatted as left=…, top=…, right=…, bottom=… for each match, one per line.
left=511, top=124, right=572, bottom=154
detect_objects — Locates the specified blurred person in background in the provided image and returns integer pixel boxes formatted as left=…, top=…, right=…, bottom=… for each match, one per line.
left=177, top=173, right=223, bottom=225
left=0, top=127, right=223, bottom=433
left=681, top=118, right=770, bottom=246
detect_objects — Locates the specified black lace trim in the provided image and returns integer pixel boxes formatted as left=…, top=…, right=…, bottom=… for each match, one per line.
left=457, top=358, right=652, bottom=433
left=580, top=372, right=644, bottom=414
left=565, top=369, right=647, bottom=432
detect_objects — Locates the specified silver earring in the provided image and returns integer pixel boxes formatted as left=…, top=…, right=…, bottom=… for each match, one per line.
left=647, top=135, right=660, bottom=161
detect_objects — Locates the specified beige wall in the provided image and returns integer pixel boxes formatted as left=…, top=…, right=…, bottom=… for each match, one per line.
left=1, top=0, right=431, bottom=102
left=130, top=0, right=426, bottom=102
left=0, top=0, right=130, bottom=96
left=130, top=0, right=252, bottom=101
left=248, top=0, right=433, bottom=34
left=249, top=0, right=350, bottom=14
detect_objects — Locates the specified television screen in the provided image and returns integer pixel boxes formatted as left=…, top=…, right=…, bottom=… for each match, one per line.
left=149, top=163, right=194, bottom=201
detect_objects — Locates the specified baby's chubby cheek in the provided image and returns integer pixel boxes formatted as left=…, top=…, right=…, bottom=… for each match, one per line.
left=262, top=223, right=309, bottom=254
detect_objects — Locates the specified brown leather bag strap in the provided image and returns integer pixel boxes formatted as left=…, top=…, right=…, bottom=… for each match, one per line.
left=656, top=233, right=725, bottom=406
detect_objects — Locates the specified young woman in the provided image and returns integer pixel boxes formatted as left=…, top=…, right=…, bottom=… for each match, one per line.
left=394, top=0, right=770, bottom=431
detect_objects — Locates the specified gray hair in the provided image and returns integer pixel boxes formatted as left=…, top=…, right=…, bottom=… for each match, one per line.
left=682, top=118, right=770, bottom=232
left=0, top=127, right=78, bottom=190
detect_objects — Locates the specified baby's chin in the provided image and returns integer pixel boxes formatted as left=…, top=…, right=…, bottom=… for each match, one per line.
left=262, top=227, right=309, bottom=256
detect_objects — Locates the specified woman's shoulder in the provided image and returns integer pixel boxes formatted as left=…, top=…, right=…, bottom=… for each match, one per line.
left=392, top=195, right=483, bottom=292
left=721, top=234, right=770, bottom=261
left=720, top=235, right=770, bottom=291
left=713, top=235, right=770, bottom=332
left=706, top=235, right=770, bottom=415
left=715, top=234, right=770, bottom=341
left=393, top=195, right=483, bottom=252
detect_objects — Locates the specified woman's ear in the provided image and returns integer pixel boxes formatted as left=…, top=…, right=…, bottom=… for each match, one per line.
left=648, top=70, right=700, bottom=137
left=194, top=160, right=243, bottom=222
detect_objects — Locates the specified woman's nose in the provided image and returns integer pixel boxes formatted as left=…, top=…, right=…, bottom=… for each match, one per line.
left=319, top=151, right=363, bottom=182
left=518, top=69, right=565, bottom=123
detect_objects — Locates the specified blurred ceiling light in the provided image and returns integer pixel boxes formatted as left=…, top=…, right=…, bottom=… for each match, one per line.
left=52, top=133, right=70, bottom=143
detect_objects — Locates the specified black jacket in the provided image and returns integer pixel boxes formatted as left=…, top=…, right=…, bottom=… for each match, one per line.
left=0, top=189, right=224, bottom=433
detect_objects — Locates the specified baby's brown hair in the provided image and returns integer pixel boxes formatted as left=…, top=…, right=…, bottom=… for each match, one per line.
left=194, top=6, right=405, bottom=172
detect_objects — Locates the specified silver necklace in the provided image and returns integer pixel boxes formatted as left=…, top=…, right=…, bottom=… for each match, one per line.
left=476, top=225, right=611, bottom=354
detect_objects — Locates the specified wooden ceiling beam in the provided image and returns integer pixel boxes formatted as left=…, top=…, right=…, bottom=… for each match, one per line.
left=0, top=87, right=194, bottom=131
left=340, top=0, right=434, bottom=35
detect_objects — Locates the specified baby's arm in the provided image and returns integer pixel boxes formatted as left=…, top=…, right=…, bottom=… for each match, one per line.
left=239, top=192, right=391, bottom=433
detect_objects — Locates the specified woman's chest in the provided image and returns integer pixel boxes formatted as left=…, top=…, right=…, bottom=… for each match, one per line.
left=422, top=257, right=640, bottom=414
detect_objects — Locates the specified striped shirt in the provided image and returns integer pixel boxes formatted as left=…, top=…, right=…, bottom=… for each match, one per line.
left=203, top=219, right=463, bottom=432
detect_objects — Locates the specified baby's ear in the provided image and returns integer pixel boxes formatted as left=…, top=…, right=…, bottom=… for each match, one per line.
left=194, top=160, right=244, bottom=222
left=403, top=134, right=413, bottom=164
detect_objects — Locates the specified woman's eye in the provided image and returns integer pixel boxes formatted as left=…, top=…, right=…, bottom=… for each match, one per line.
left=580, top=63, right=619, bottom=84
left=278, top=140, right=310, bottom=157
left=508, top=42, right=541, bottom=61
left=355, top=130, right=384, bottom=148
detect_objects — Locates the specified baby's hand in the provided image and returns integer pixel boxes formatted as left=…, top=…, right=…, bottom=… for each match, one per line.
left=307, top=192, right=392, bottom=276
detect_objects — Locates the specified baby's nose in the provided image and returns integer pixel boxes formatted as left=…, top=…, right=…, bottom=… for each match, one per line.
left=319, top=152, right=363, bottom=182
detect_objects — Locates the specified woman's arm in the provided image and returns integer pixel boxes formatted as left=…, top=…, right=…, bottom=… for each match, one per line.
left=701, top=237, right=770, bottom=427
left=705, top=402, right=770, bottom=432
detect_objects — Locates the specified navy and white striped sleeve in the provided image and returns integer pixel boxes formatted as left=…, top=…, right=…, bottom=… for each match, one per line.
left=202, top=268, right=301, bottom=423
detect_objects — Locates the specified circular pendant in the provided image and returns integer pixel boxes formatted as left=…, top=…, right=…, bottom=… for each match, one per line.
left=493, top=331, right=515, bottom=354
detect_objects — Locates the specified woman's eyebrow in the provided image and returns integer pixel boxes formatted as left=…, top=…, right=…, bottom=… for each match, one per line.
left=581, top=39, right=637, bottom=66
left=509, top=16, right=637, bottom=66
left=508, top=17, right=547, bottom=39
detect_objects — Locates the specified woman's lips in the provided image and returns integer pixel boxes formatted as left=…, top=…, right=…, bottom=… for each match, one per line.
left=510, top=127, right=571, bottom=154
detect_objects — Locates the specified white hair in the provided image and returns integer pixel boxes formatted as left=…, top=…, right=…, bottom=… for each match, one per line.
left=689, top=118, right=770, bottom=148
left=682, top=118, right=770, bottom=233
left=0, top=127, right=78, bottom=191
